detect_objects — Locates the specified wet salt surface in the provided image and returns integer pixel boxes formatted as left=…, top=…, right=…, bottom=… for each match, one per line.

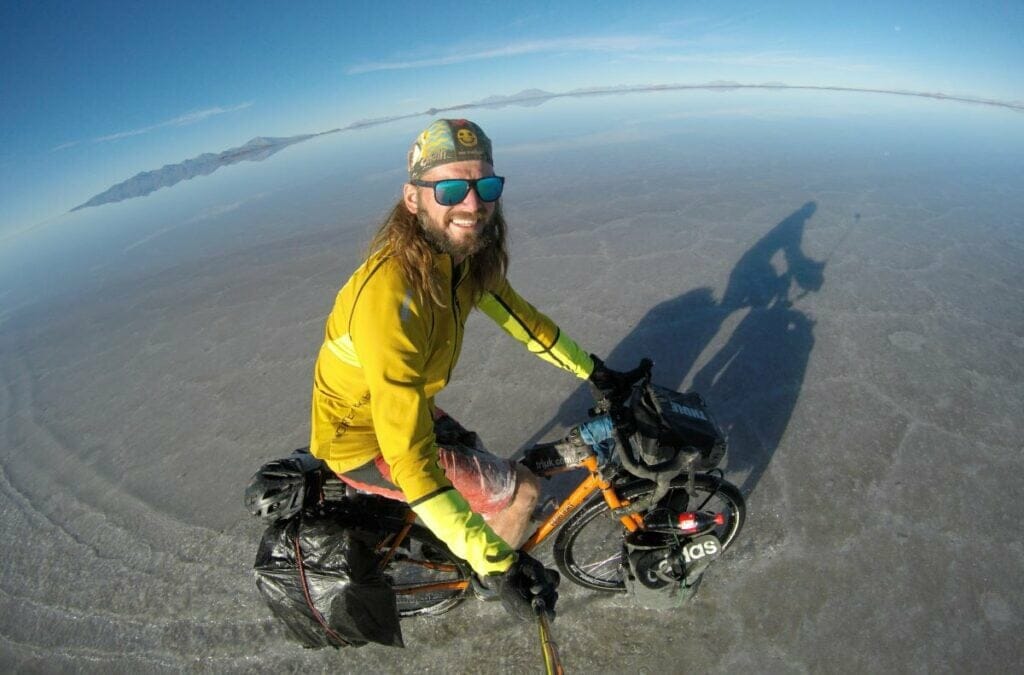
left=1, top=90, right=1023, bottom=672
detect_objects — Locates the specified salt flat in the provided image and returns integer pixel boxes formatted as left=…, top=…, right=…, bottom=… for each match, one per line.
left=1, top=90, right=1022, bottom=672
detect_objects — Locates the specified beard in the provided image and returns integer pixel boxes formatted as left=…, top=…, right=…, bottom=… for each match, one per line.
left=416, top=205, right=495, bottom=260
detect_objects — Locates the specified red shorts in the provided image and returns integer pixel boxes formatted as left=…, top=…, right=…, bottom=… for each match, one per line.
left=337, top=410, right=517, bottom=516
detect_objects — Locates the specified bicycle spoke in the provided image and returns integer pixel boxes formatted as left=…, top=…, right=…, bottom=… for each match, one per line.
left=569, top=515, right=625, bottom=582
left=579, top=553, right=623, bottom=578
left=694, top=491, right=714, bottom=512
left=377, top=526, right=470, bottom=617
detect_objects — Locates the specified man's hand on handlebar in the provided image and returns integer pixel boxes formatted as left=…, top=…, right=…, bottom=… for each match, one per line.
left=589, top=355, right=649, bottom=400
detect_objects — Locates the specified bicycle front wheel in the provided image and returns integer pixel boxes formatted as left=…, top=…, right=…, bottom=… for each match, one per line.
left=552, top=475, right=746, bottom=591
left=377, top=519, right=472, bottom=617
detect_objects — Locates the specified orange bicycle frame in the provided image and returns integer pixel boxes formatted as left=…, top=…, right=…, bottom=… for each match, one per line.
left=521, top=455, right=643, bottom=553
left=379, top=454, right=643, bottom=595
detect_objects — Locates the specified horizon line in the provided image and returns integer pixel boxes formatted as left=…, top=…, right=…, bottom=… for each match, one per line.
left=15, top=79, right=1023, bottom=228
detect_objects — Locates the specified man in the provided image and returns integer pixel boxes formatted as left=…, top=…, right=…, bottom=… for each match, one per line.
left=309, top=119, right=617, bottom=620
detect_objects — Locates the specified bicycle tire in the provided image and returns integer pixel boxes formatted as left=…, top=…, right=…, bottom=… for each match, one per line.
left=553, top=475, right=746, bottom=591
left=375, top=518, right=472, bottom=617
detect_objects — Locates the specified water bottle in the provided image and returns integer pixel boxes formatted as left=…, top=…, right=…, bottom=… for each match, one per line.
left=676, top=511, right=725, bottom=534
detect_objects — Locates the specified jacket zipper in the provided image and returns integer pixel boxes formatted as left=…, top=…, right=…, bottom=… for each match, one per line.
left=445, top=262, right=463, bottom=385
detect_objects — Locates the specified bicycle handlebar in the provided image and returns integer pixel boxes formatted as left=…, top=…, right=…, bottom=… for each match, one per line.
left=621, top=358, right=654, bottom=389
left=590, top=357, right=654, bottom=412
left=588, top=357, right=701, bottom=513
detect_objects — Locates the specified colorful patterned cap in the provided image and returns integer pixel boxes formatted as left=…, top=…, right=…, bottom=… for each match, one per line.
left=408, top=119, right=494, bottom=179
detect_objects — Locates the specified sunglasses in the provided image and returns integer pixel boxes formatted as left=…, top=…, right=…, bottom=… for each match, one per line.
left=410, top=176, right=505, bottom=206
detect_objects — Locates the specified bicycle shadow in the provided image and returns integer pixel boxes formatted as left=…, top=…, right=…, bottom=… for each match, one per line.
left=523, top=201, right=825, bottom=499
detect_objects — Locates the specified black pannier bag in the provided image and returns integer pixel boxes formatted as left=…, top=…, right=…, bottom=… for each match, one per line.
left=630, top=384, right=726, bottom=470
left=253, top=504, right=404, bottom=649
left=624, top=530, right=722, bottom=609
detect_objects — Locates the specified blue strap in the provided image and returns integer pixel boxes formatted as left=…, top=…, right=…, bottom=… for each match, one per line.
left=578, top=415, right=615, bottom=464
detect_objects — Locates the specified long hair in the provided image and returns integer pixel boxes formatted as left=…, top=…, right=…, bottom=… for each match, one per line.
left=367, top=199, right=509, bottom=307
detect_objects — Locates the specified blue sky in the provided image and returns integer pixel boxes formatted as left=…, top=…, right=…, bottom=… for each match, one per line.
left=1, top=0, right=1022, bottom=235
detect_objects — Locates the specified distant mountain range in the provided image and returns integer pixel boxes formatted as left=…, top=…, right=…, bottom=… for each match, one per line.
left=71, top=82, right=1024, bottom=212
left=475, top=89, right=557, bottom=108
left=71, top=135, right=316, bottom=211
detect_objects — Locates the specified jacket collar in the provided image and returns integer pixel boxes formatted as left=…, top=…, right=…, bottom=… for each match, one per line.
left=433, top=252, right=468, bottom=287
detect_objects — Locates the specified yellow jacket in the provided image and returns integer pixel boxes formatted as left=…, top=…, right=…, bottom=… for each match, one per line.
left=310, top=248, right=593, bottom=574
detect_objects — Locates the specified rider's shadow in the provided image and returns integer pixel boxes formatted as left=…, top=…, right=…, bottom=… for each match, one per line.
left=690, top=202, right=823, bottom=493
left=524, top=201, right=825, bottom=499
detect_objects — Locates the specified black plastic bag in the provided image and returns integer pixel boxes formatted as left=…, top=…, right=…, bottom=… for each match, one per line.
left=253, top=507, right=404, bottom=649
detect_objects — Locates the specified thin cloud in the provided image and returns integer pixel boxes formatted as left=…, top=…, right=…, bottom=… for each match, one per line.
left=347, top=35, right=681, bottom=74
left=52, top=102, right=253, bottom=151
left=698, top=7, right=769, bottom=33
left=347, top=32, right=870, bottom=78
left=627, top=50, right=876, bottom=72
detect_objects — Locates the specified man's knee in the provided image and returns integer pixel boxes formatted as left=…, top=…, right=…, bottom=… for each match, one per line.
left=513, top=465, right=540, bottom=510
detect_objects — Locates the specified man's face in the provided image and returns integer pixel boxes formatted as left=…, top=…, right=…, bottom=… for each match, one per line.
left=402, top=159, right=497, bottom=261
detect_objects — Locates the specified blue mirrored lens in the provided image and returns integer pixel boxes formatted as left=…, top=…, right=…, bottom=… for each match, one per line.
left=435, top=180, right=470, bottom=206
left=475, top=176, right=504, bottom=202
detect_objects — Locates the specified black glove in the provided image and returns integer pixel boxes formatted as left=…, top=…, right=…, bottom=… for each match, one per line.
left=588, top=354, right=633, bottom=398
left=492, top=552, right=560, bottom=622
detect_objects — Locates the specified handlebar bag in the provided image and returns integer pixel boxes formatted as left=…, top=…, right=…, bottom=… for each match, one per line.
left=630, top=385, right=726, bottom=470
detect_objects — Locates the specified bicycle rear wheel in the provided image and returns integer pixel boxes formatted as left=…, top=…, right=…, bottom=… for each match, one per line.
left=377, top=519, right=472, bottom=617
left=553, top=475, right=745, bottom=591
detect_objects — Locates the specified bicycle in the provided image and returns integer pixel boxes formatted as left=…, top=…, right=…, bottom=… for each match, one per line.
left=310, top=358, right=747, bottom=618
